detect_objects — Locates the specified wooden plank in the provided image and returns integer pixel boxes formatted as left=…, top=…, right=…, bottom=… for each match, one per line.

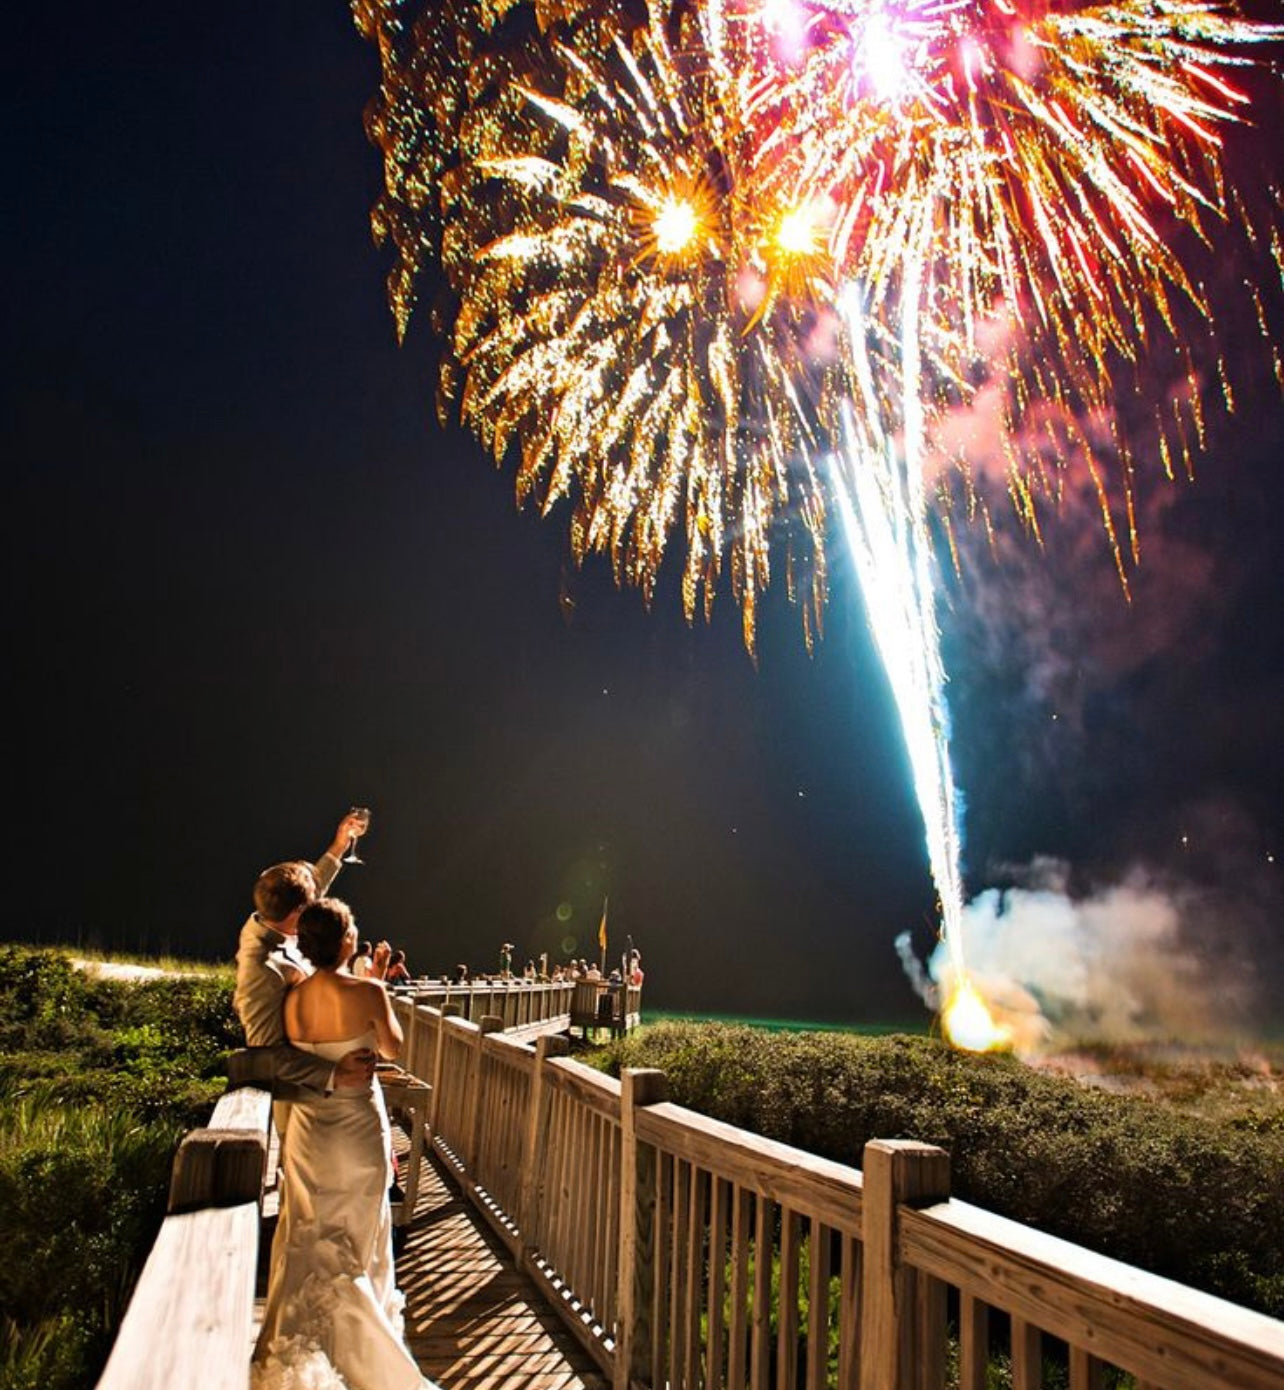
left=585, top=1109, right=603, bottom=1317
left=1011, top=1315, right=1041, bottom=1390
left=97, top=1204, right=259, bottom=1390
left=727, top=1182, right=751, bottom=1390
left=900, top=1201, right=1284, bottom=1390
left=615, top=1069, right=664, bottom=1390
left=652, top=1151, right=672, bottom=1390
left=837, top=1233, right=860, bottom=1390
left=683, top=1165, right=705, bottom=1390
left=602, top=1118, right=620, bottom=1336
left=398, top=1141, right=611, bottom=1390
left=522, top=1037, right=567, bottom=1256
left=543, top=1058, right=624, bottom=1120
left=858, top=1141, right=951, bottom=1390
left=168, top=1128, right=267, bottom=1213
left=915, top=1272, right=947, bottom=1390
left=636, top=1104, right=864, bottom=1235
left=707, top=1176, right=728, bottom=1390
left=209, top=1087, right=272, bottom=1135
left=669, top=1159, right=689, bottom=1390
left=751, top=1193, right=773, bottom=1390
left=806, top=1218, right=831, bottom=1390
left=958, top=1291, right=988, bottom=1390
left=568, top=1099, right=590, bottom=1298
left=777, top=1207, right=800, bottom=1390
left=1069, top=1344, right=1106, bottom=1390
left=549, top=1088, right=572, bottom=1278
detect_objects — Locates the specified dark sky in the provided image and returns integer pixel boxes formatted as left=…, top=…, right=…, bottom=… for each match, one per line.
left=4, top=3, right=1282, bottom=1029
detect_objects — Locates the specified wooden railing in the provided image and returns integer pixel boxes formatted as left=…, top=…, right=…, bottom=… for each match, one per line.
left=396, top=977, right=641, bottom=1036
left=394, top=998, right=1284, bottom=1390
left=98, top=999, right=1284, bottom=1390
left=95, top=1086, right=272, bottom=1390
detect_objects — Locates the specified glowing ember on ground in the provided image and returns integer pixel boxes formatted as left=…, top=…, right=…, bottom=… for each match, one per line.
left=942, top=977, right=1012, bottom=1052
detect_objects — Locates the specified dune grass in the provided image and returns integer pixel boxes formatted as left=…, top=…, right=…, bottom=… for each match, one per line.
left=0, top=945, right=236, bottom=1390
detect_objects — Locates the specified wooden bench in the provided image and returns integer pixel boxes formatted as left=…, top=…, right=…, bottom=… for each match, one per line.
left=377, top=1061, right=430, bottom=1225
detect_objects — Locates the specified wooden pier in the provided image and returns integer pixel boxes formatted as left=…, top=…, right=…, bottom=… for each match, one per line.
left=98, top=990, right=1284, bottom=1390
left=398, top=1145, right=608, bottom=1390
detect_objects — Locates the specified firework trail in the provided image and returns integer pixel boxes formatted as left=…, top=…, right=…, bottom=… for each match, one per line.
left=354, top=0, right=1283, bottom=1045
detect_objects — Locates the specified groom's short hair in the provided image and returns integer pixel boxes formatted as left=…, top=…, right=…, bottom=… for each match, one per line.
left=254, top=861, right=317, bottom=924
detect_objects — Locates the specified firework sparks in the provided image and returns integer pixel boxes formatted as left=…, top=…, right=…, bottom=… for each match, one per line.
left=429, top=3, right=861, bottom=654
left=355, top=0, right=1282, bottom=1045
left=728, top=0, right=1284, bottom=568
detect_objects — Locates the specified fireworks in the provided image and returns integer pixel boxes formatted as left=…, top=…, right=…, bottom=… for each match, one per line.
left=354, top=0, right=1282, bottom=1046
left=357, top=0, right=1281, bottom=635
left=440, top=6, right=855, bottom=655
left=729, top=0, right=1283, bottom=569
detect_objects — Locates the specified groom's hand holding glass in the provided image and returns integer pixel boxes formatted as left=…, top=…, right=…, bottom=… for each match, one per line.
left=327, top=808, right=371, bottom=865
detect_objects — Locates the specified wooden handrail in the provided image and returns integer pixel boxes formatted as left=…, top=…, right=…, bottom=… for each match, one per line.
left=393, top=1000, right=1284, bottom=1390
left=101, top=1005, right=1284, bottom=1390
left=901, top=1195, right=1284, bottom=1390
left=95, top=1084, right=272, bottom=1390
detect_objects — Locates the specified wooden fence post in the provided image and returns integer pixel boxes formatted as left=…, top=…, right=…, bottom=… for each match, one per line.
left=858, top=1140, right=951, bottom=1390
left=429, top=1005, right=459, bottom=1139
left=167, top=1087, right=273, bottom=1215
left=615, top=1067, right=669, bottom=1390
left=466, top=1015, right=505, bottom=1177
left=519, top=1034, right=569, bottom=1260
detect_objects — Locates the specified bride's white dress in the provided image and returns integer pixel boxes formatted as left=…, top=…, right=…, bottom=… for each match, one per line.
left=253, top=1032, right=425, bottom=1390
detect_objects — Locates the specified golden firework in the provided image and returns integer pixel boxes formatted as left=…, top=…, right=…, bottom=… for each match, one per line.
left=356, top=0, right=1282, bottom=642
left=433, top=5, right=858, bottom=654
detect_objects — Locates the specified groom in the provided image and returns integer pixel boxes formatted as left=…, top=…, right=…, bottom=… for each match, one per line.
left=231, top=811, right=376, bottom=1125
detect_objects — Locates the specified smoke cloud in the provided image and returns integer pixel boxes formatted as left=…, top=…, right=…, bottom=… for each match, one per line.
left=923, top=855, right=1278, bottom=1053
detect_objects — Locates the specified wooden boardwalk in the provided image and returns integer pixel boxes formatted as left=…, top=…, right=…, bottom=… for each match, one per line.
left=399, top=1152, right=609, bottom=1390
left=256, top=1125, right=609, bottom=1390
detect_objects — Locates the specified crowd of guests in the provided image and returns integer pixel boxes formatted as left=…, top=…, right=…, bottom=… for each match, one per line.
left=349, top=938, right=413, bottom=985
left=428, top=948, right=644, bottom=990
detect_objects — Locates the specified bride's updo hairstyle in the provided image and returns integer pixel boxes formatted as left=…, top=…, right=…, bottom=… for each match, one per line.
left=297, top=897, right=355, bottom=970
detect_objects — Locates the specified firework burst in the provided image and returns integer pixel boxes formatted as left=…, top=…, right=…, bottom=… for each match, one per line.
left=433, top=4, right=873, bottom=654
left=356, top=0, right=1282, bottom=1046
left=725, top=0, right=1283, bottom=571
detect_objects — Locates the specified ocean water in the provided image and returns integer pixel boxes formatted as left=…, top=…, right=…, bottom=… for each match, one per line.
left=640, top=1009, right=929, bottom=1036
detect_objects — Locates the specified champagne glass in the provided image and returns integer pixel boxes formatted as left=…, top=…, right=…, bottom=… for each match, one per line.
left=343, top=806, right=371, bottom=864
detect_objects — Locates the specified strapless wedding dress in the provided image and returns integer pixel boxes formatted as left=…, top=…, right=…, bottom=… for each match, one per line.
left=252, top=1032, right=425, bottom=1390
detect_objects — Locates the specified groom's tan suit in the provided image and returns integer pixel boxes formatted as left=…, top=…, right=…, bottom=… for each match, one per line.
left=232, top=851, right=342, bottom=1128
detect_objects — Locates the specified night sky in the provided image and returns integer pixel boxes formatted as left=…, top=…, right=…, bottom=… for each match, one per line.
left=5, top=3, right=1283, bottom=1031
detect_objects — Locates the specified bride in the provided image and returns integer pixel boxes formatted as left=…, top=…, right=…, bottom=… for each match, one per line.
left=254, top=897, right=426, bottom=1390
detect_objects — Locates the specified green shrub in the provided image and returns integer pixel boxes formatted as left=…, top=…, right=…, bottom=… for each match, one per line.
left=0, top=1312, right=95, bottom=1390
left=596, top=1023, right=1284, bottom=1317
left=0, top=946, right=241, bottom=1388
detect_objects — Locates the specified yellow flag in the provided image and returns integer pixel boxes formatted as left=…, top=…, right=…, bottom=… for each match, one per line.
left=598, top=896, right=609, bottom=954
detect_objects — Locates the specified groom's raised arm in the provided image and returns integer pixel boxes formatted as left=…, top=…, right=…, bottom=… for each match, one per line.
left=313, top=809, right=368, bottom=896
